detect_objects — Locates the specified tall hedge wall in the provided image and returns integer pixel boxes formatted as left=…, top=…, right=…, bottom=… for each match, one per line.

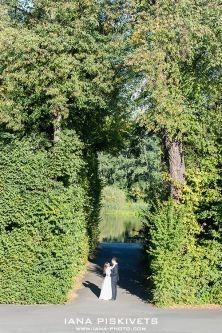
left=144, top=202, right=222, bottom=306
left=0, top=131, right=97, bottom=304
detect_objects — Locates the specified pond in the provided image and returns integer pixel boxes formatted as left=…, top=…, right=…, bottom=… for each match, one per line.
left=99, top=212, right=143, bottom=243
left=99, top=186, right=146, bottom=243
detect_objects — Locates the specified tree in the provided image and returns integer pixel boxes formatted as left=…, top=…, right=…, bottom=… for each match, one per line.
left=121, top=0, right=222, bottom=200
left=0, top=0, right=117, bottom=147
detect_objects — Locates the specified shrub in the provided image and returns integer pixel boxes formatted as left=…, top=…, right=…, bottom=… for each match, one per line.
left=144, top=201, right=222, bottom=306
left=0, top=131, right=91, bottom=303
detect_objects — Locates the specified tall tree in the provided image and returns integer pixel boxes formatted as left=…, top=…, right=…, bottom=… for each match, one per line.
left=0, top=0, right=117, bottom=147
left=120, top=0, right=222, bottom=200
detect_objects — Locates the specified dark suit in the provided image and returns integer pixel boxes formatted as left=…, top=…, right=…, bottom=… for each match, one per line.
left=110, top=264, right=119, bottom=300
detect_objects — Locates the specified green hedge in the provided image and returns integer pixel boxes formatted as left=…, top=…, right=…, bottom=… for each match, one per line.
left=84, top=150, right=102, bottom=252
left=144, top=201, right=222, bottom=306
left=0, top=132, right=91, bottom=303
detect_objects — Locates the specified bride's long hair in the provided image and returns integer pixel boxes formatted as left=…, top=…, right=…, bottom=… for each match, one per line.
left=103, top=262, right=110, bottom=274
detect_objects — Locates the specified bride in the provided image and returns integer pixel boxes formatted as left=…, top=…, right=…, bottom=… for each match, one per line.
left=99, top=262, right=112, bottom=300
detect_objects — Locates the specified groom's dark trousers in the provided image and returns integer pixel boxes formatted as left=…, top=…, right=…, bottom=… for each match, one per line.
left=111, top=264, right=119, bottom=300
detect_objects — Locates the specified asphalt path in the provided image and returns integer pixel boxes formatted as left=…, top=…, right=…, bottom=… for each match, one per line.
left=0, top=242, right=221, bottom=333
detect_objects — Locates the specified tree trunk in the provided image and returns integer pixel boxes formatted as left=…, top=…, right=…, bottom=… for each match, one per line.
left=164, top=134, right=185, bottom=201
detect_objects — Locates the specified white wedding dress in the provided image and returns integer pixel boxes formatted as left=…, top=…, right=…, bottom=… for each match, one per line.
left=99, top=267, right=112, bottom=300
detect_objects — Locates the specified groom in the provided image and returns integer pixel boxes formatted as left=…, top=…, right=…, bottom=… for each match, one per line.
left=110, top=257, right=119, bottom=301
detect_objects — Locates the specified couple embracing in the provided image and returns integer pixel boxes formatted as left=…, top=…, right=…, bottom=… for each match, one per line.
left=99, top=257, right=119, bottom=301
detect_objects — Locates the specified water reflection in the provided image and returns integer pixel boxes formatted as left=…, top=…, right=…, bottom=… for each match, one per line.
left=99, top=213, right=142, bottom=243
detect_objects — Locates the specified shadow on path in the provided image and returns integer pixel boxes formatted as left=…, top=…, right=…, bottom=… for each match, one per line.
left=82, top=281, right=101, bottom=298
left=86, top=242, right=151, bottom=303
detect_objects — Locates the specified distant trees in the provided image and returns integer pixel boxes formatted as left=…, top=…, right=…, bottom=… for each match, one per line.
left=99, top=131, right=163, bottom=202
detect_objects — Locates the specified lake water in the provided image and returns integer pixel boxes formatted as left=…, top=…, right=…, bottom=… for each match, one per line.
left=99, top=212, right=143, bottom=243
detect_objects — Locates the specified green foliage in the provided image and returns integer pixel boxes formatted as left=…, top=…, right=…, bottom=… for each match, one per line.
left=123, top=0, right=222, bottom=139
left=113, top=0, right=222, bottom=306
left=0, top=0, right=222, bottom=307
left=0, top=0, right=115, bottom=304
left=99, top=132, right=163, bottom=202
left=144, top=201, right=222, bottom=306
left=84, top=150, right=102, bottom=252
left=0, top=0, right=118, bottom=149
left=101, top=185, right=146, bottom=213
left=0, top=131, right=91, bottom=304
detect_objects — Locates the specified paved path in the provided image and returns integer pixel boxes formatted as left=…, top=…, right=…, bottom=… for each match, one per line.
left=0, top=242, right=221, bottom=333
